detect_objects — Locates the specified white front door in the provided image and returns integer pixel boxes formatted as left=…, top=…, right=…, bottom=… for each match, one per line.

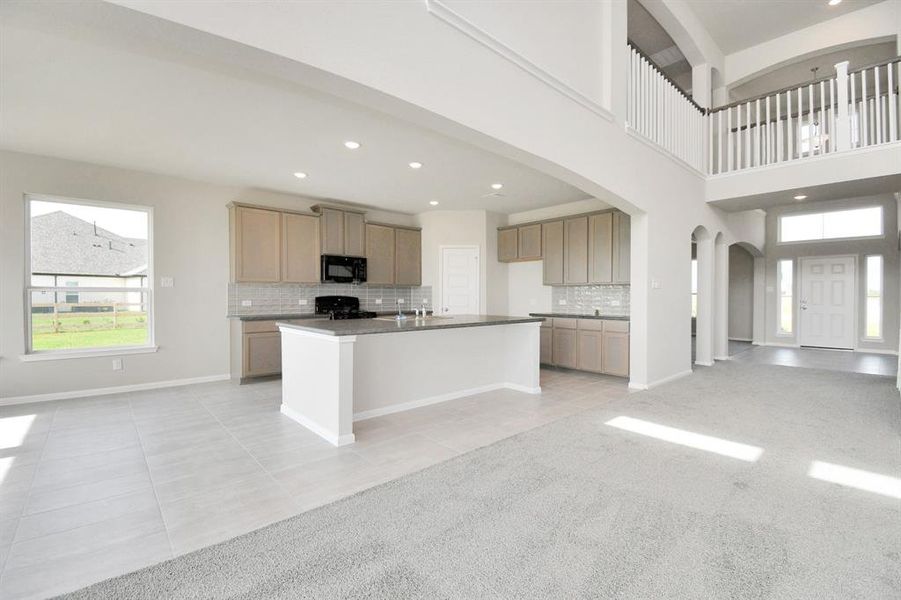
left=799, top=256, right=855, bottom=349
left=440, top=247, right=480, bottom=315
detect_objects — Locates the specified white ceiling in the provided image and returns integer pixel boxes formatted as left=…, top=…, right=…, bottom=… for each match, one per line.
left=682, top=0, right=886, bottom=54
left=0, top=2, right=589, bottom=216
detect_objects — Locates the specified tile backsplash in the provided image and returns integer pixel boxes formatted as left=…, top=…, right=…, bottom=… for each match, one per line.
left=228, top=283, right=433, bottom=316
left=550, top=285, right=630, bottom=316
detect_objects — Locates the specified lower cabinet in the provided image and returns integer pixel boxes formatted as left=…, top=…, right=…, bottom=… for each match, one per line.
left=540, top=317, right=630, bottom=377
left=244, top=332, right=281, bottom=378
left=539, top=325, right=553, bottom=365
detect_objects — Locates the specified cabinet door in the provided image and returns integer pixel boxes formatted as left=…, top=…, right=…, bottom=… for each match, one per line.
left=542, top=220, right=564, bottom=285
left=365, top=224, right=395, bottom=285
left=344, top=211, right=366, bottom=257
left=552, top=328, right=578, bottom=369
left=612, top=211, right=631, bottom=284
left=320, top=208, right=345, bottom=255
left=234, top=206, right=281, bottom=283
left=518, top=224, right=542, bottom=260
left=539, top=327, right=553, bottom=365
left=243, top=332, right=281, bottom=378
left=497, top=228, right=518, bottom=262
left=577, top=329, right=603, bottom=373
left=588, top=213, right=613, bottom=284
left=564, top=216, right=588, bottom=284
left=395, top=228, right=422, bottom=286
left=282, top=213, right=320, bottom=283
left=602, top=331, right=630, bottom=377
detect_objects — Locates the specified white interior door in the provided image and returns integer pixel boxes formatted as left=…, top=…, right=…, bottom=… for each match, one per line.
left=440, top=247, right=480, bottom=315
left=799, top=256, right=855, bottom=349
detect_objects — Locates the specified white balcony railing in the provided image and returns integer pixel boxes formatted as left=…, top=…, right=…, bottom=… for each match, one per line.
left=709, top=58, right=900, bottom=175
left=627, top=45, right=900, bottom=177
left=627, top=44, right=706, bottom=173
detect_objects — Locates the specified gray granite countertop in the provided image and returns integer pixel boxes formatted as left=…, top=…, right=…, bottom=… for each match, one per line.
left=529, top=312, right=630, bottom=321
left=228, top=311, right=431, bottom=321
left=277, top=315, right=544, bottom=336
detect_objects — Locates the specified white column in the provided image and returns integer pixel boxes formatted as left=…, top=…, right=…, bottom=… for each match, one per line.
left=834, top=61, right=851, bottom=151
left=695, top=236, right=715, bottom=367
left=752, top=256, right=766, bottom=345
left=602, top=0, right=628, bottom=124
left=692, top=63, right=711, bottom=109
left=628, top=213, right=650, bottom=387
left=714, top=239, right=730, bottom=360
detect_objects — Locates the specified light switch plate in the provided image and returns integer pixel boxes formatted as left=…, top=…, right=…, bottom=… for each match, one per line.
left=558, top=299, right=567, bottom=305
left=298, top=299, right=307, bottom=306
left=160, top=277, right=174, bottom=288
left=375, top=298, right=382, bottom=305
left=112, top=359, right=123, bottom=371
left=241, top=300, right=252, bottom=307
left=397, top=298, right=405, bottom=304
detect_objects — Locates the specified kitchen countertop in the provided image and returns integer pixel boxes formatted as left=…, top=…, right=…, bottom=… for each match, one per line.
left=529, top=312, right=630, bottom=321
left=277, top=314, right=544, bottom=336
left=228, top=311, right=431, bottom=321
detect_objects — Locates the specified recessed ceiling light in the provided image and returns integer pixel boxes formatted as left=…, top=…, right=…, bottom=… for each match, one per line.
left=409, top=162, right=423, bottom=169
left=794, top=194, right=808, bottom=200
left=491, top=183, right=503, bottom=190
left=429, top=200, right=439, bottom=206
left=293, top=172, right=307, bottom=179
left=344, top=141, right=361, bottom=150
left=828, top=0, right=842, bottom=6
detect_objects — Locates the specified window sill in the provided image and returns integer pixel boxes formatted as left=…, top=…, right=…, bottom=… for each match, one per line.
left=20, top=345, right=159, bottom=362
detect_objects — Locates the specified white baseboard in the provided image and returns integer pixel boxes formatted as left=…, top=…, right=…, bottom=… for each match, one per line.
left=628, top=368, right=693, bottom=391
left=694, top=360, right=715, bottom=367
left=855, top=348, right=900, bottom=356
left=280, top=404, right=355, bottom=446
left=0, top=374, right=231, bottom=406
left=728, top=337, right=752, bottom=342
left=353, top=382, right=541, bottom=422
left=714, top=355, right=731, bottom=361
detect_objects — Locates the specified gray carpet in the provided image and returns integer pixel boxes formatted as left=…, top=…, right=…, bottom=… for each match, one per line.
left=60, top=363, right=901, bottom=599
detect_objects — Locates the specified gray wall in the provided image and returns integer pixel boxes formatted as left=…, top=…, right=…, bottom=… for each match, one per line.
left=763, top=194, right=900, bottom=352
left=728, top=244, right=754, bottom=341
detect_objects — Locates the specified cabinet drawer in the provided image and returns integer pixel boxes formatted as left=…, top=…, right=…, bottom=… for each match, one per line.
left=243, top=320, right=278, bottom=334
left=553, top=318, right=577, bottom=330
left=603, top=320, right=630, bottom=333
left=576, top=319, right=603, bottom=331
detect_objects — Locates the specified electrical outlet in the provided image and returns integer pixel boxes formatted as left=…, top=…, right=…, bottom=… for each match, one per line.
left=241, top=300, right=252, bottom=307
left=397, top=298, right=405, bottom=305
left=298, top=299, right=308, bottom=306
left=112, top=358, right=123, bottom=371
left=610, top=300, right=621, bottom=307
left=160, top=277, right=174, bottom=288
left=558, top=299, right=567, bottom=305
left=651, top=279, right=661, bottom=289
left=375, top=298, right=382, bottom=305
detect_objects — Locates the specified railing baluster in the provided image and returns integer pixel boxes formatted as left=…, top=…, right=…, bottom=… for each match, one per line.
left=861, top=68, right=868, bottom=147
left=776, top=92, right=782, bottom=163
left=786, top=89, right=793, bottom=160
left=764, top=96, right=771, bottom=165
left=717, top=110, right=723, bottom=174
left=874, top=66, right=882, bottom=145
left=850, top=71, right=857, bottom=148
left=744, top=102, right=751, bottom=168
left=888, top=62, right=897, bottom=142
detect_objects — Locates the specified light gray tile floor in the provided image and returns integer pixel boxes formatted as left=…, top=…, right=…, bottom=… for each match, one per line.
left=0, top=368, right=628, bottom=599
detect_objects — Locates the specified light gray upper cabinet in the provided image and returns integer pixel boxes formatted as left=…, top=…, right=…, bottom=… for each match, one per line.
left=564, top=216, right=588, bottom=284
left=497, top=228, right=518, bottom=262
left=281, top=213, right=320, bottom=283
left=394, top=227, right=422, bottom=286
left=365, top=223, right=395, bottom=285
left=314, top=206, right=366, bottom=257
left=344, top=211, right=366, bottom=257
left=612, top=211, right=630, bottom=284
left=588, top=212, right=613, bottom=284
left=518, top=224, right=542, bottom=260
left=542, top=220, right=564, bottom=285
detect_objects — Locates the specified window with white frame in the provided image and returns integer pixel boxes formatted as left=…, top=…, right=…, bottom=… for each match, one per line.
left=779, top=206, right=882, bottom=243
left=690, top=259, right=698, bottom=318
left=778, top=259, right=793, bottom=334
left=26, top=195, right=153, bottom=354
left=865, top=255, right=883, bottom=339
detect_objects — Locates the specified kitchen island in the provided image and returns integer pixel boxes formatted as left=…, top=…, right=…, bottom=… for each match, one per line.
left=277, top=315, right=544, bottom=446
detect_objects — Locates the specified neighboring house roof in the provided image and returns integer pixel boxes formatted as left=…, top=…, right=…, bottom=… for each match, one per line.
left=31, top=211, right=148, bottom=277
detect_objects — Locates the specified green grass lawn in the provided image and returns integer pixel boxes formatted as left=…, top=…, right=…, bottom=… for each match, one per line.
left=31, top=311, right=148, bottom=350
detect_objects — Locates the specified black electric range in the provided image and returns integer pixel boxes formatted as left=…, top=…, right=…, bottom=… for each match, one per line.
left=315, top=295, right=377, bottom=320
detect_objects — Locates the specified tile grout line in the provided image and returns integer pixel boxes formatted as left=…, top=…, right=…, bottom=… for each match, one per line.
left=128, top=396, right=176, bottom=562
left=0, top=404, right=58, bottom=585
left=195, top=393, right=306, bottom=514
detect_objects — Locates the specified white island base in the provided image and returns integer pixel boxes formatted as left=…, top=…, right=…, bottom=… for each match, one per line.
left=278, top=319, right=542, bottom=446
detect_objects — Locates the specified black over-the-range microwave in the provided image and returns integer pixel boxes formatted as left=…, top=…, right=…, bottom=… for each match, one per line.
left=321, top=254, right=367, bottom=283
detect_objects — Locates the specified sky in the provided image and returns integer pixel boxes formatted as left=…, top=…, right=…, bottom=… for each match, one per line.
left=30, top=199, right=149, bottom=240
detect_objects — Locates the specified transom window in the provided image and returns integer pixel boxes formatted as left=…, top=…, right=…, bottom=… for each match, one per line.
left=26, top=195, right=153, bottom=354
left=779, top=206, right=882, bottom=243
